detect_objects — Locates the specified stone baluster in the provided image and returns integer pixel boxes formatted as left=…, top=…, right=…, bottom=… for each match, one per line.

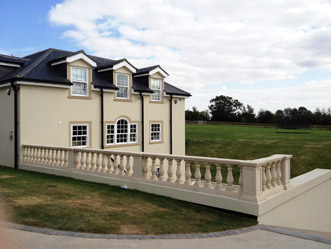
left=276, top=161, right=282, bottom=185
left=36, top=148, right=41, bottom=163
left=25, top=147, right=30, bottom=162
left=119, top=155, right=125, bottom=175
left=74, top=151, right=81, bottom=169
left=184, top=161, right=192, bottom=185
left=239, top=165, right=243, bottom=191
left=175, top=159, right=184, bottom=184
left=151, top=157, right=158, bottom=180
left=226, top=164, right=234, bottom=191
left=22, top=147, right=27, bottom=162
left=32, top=148, right=37, bottom=163
left=271, top=162, right=277, bottom=187
left=167, top=159, right=175, bottom=182
left=215, top=164, right=223, bottom=190
left=204, top=163, right=212, bottom=188
left=126, top=156, right=132, bottom=176
left=262, top=164, right=267, bottom=191
left=48, top=149, right=53, bottom=165
left=85, top=152, right=91, bottom=170
left=97, top=153, right=102, bottom=172
left=114, top=155, right=119, bottom=174
left=143, top=157, right=149, bottom=179
left=102, top=154, right=108, bottom=173
left=266, top=163, right=272, bottom=189
left=52, top=149, right=57, bottom=166
left=40, top=149, right=45, bottom=164
left=60, top=150, right=65, bottom=167
left=64, top=150, right=68, bottom=167
left=107, top=155, right=113, bottom=174
left=80, top=152, right=86, bottom=170
left=44, top=149, right=49, bottom=165
left=159, top=158, right=166, bottom=181
left=194, top=162, right=203, bottom=187
left=91, top=153, right=97, bottom=171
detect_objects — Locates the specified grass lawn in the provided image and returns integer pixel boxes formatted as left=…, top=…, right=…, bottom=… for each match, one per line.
left=0, top=166, right=257, bottom=235
left=186, top=124, right=331, bottom=178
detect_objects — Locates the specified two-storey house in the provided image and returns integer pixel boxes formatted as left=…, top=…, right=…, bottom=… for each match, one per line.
left=0, top=48, right=190, bottom=168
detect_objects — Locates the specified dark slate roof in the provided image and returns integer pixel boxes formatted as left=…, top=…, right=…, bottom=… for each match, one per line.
left=0, top=54, right=29, bottom=65
left=135, top=65, right=169, bottom=76
left=164, top=82, right=191, bottom=97
left=0, top=48, right=190, bottom=97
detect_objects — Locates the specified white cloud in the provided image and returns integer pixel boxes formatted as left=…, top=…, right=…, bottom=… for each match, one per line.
left=49, top=0, right=331, bottom=111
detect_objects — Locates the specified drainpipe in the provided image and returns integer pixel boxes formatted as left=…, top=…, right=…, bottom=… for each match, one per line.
left=11, top=81, right=19, bottom=169
left=100, top=88, right=104, bottom=149
left=140, top=92, right=144, bottom=152
left=170, top=94, right=173, bottom=154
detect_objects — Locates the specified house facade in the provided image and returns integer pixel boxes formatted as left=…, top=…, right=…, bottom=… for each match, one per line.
left=0, top=48, right=190, bottom=168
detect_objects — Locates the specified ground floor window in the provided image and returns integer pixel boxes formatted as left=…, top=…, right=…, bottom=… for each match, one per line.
left=150, top=122, right=162, bottom=142
left=106, top=118, right=138, bottom=145
left=71, top=124, right=89, bottom=147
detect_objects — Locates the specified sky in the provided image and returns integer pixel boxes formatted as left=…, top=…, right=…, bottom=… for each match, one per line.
left=1, top=0, right=331, bottom=113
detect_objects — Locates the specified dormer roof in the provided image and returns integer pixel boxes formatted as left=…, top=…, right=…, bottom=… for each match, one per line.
left=0, top=48, right=190, bottom=97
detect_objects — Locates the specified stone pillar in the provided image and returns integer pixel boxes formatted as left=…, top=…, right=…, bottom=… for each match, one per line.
left=240, top=163, right=265, bottom=203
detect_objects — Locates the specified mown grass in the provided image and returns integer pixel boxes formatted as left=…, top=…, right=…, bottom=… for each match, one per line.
left=0, top=166, right=257, bottom=235
left=186, top=124, right=331, bottom=178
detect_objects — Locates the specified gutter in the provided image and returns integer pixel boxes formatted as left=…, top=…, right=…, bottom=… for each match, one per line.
left=10, top=81, right=19, bottom=169
left=100, top=88, right=104, bottom=149
left=170, top=95, right=173, bottom=154
left=140, top=92, right=144, bottom=152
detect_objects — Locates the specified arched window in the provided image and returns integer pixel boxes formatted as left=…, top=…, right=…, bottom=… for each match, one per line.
left=106, top=118, right=137, bottom=145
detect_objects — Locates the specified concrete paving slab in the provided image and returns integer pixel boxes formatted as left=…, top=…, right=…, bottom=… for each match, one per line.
left=1, top=227, right=331, bottom=249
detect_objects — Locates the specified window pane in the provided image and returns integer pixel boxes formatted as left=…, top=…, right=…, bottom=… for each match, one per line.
left=151, top=78, right=161, bottom=101
left=72, top=124, right=88, bottom=147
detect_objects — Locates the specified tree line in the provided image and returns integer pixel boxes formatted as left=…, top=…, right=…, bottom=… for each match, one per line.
left=186, top=95, right=331, bottom=126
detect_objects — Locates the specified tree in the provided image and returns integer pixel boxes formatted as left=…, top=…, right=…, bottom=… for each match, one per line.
left=241, top=105, right=256, bottom=123
left=257, top=109, right=275, bottom=123
left=208, top=95, right=243, bottom=121
left=185, top=107, right=210, bottom=121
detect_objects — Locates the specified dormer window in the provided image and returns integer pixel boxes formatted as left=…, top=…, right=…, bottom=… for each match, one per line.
left=71, top=67, right=88, bottom=96
left=116, top=73, right=130, bottom=99
left=151, top=78, right=162, bottom=101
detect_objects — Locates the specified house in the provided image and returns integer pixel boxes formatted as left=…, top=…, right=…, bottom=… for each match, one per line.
left=0, top=48, right=191, bottom=168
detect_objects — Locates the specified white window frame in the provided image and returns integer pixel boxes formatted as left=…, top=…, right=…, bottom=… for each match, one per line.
left=106, top=118, right=138, bottom=145
left=116, top=73, right=130, bottom=99
left=150, top=122, right=162, bottom=142
left=71, top=66, right=89, bottom=97
left=151, top=78, right=162, bottom=101
left=71, top=124, right=89, bottom=148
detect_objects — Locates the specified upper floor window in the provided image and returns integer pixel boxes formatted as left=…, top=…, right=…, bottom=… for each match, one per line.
left=116, top=74, right=130, bottom=99
left=71, top=67, right=88, bottom=96
left=106, top=118, right=138, bottom=145
left=151, top=78, right=162, bottom=101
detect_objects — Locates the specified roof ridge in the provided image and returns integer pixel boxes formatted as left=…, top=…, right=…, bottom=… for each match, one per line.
left=17, top=49, right=54, bottom=78
left=0, top=54, right=30, bottom=61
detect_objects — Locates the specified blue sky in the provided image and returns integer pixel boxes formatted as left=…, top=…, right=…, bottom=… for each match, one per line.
left=1, top=0, right=331, bottom=112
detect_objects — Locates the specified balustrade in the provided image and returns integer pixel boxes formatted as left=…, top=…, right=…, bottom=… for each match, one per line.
left=21, top=145, right=293, bottom=203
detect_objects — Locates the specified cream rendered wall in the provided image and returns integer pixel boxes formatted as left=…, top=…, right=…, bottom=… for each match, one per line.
left=0, top=88, right=14, bottom=167
left=172, top=97, right=186, bottom=155
left=259, top=170, right=331, bottom=233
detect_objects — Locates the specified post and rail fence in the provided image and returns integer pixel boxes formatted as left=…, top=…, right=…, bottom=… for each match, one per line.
left=21, top=144, right=292, bottom=204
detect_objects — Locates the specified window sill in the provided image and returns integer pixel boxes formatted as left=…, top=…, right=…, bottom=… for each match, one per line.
left=104, top=143, right=140, bottom=148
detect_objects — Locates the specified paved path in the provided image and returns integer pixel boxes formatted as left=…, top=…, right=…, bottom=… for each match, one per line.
left=1, top=224, right=330, bottom=249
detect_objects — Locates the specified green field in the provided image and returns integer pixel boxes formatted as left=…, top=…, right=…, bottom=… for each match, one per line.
left=186, top=124, right=331, bottom=178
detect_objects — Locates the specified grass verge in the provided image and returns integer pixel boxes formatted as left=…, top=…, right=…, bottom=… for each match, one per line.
left=0, top=166, right=257, bottom=235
